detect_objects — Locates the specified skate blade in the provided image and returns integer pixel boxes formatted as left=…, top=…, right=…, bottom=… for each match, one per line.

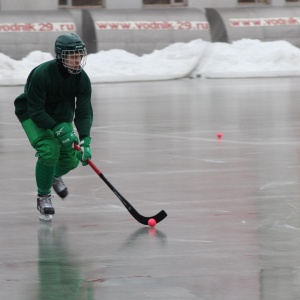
left=39, top=214, right=53, bottom=221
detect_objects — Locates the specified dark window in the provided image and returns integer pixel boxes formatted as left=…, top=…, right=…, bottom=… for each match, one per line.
left=144, top=0, right=170, bottom=4
left=59, top=0, right=103, bottom=6
left=143, top=0, right=186, bottom=6
left=238, top=0, right=269, bottom=3
left=72, top=0, right=102, bottom=5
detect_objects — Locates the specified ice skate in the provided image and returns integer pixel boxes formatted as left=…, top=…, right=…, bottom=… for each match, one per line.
left=37, top=194, right=55, bottom=218
left=39, top=214, right=53, bottom=221
left=52, top=176, right=68, bottom=198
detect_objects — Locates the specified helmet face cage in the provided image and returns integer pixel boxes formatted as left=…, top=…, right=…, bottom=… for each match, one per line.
left=60, top=48, right=87, bottom=74
left=55, top=34, right=87, bottom=75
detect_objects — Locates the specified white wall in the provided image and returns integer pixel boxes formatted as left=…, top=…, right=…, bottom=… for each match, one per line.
left=1, top=0, right=57, bottom=10
left=189, top=0, right=290, bottom=9
left=105, top=0, right=142, bottom=9
left=189, top=0, right=237, bottom=10
left=0, top=0, right=292, bottom=11
left=106, top=0, right=238, bottom=10
left=272, top=0, right=286, bottom=6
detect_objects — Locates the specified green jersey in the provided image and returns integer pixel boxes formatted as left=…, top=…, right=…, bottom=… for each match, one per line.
left=14, top=59, right=93, bottom=138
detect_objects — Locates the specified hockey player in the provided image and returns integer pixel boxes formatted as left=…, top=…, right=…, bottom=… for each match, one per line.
left=14, top=33, right=93, bottom=221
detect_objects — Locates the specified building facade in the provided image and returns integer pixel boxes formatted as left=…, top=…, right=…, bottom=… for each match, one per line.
left=0, top=0, right=298, bottom=11
left=0, top=0, right=299, bottom=59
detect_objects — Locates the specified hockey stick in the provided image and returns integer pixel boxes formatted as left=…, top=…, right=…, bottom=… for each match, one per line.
left=74, top=144, right=167, bottom=225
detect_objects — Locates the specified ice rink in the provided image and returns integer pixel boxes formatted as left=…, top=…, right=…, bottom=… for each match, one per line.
left=2, top=77, right=300, bottom=299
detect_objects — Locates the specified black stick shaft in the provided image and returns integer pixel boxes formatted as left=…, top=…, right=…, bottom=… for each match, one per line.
left=74, top=144, right=167, bottom=225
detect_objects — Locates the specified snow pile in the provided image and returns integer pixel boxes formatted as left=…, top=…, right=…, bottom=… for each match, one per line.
left=1, top=38, right=300, bottom=85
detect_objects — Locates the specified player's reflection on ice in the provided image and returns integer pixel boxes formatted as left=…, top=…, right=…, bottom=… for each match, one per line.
left=37, top=223, right=94, bottom=300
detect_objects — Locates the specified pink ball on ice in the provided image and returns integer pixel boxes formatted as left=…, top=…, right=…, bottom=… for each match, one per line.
left=148, top=218, right=156, bottom=227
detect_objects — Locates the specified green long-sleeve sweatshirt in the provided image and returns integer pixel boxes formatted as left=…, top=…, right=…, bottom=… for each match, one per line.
left=14, top=59, right=93, bottom=138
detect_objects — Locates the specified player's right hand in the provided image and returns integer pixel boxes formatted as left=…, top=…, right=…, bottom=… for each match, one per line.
left=53, top=122, right=79, bottom=147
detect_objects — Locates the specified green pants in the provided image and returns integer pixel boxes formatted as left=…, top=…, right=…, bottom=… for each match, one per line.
left=21, top=119, right=79, bottom=195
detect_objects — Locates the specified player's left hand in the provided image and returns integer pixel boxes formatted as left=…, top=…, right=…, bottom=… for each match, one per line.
left=76, top=137, right=91, bottom=166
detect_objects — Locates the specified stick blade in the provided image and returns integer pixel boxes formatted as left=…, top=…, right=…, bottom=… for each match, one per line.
left=132, top=209, right=167, bottom=226
left=150, top=210, right=168, bottom=224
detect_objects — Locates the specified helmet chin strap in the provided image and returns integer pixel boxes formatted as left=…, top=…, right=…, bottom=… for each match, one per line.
left=65, top=66, right=81, bottom=75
